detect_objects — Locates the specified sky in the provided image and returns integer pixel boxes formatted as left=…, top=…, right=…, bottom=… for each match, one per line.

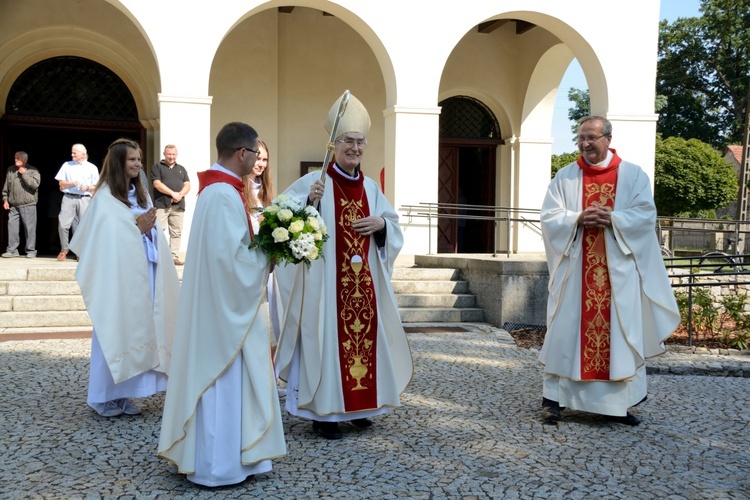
left=550, top=0, right=703, bottom=154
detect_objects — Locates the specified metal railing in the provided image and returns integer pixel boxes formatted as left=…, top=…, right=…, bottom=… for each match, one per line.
left=665, top=253, right=750, bottom=346
left=398, top=202, right=541, bottom=257
left=657, top=216, right=750, bottom=256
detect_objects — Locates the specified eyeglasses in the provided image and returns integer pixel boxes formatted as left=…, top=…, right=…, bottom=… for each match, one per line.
left=576, top=134, right=609, bottom=144
left=336, top=137, right=367, bottom=147
left=234, top=146, right=260, bottom=157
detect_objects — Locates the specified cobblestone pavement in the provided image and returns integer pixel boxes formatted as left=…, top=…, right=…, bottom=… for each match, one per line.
left=1, top=324, right=749, bottom=499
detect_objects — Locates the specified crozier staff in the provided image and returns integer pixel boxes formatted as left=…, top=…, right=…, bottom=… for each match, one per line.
left=274, top=93, right=413, bottom=440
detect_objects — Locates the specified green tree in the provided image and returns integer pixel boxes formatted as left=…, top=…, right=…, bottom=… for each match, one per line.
left=567, top=88, right=590, bottom=133
left=551, top=152, right=579, bottom=178
left=654, top=135, right=738, bottom=216
left=658, top=0, right=750, bottom=148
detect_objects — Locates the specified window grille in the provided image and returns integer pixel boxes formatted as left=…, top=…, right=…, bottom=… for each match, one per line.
left=6, top=56, right=137, bottom=121
left=439, top=96, right=500, bottom=140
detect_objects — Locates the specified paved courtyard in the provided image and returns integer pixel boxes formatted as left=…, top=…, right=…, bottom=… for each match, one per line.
left=1, top=324, right=749, bottom=499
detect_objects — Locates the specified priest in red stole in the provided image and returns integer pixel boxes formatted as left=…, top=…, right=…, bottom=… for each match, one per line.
left=158, top=122, right=286, bottom=486
left=274, top=94, right=413, bottom=439
left=539, top=116, right=679, bottom=426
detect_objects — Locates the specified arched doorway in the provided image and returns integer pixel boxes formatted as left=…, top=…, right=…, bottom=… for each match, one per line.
left=438, top=96, right=503, bottom=253
left=0, top=56, right=144, bottom=256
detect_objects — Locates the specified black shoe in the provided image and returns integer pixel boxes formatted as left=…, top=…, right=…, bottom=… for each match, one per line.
left=609, top=412, right=641, bottom=426
left=351, top=418, right=373, bottom=428
left=542, top=397, right=562, bottom=424
left=312, top=420, right=343, bottom=439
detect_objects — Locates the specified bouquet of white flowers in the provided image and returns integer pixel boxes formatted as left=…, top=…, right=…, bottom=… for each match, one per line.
left=249, top=194, right=329, bottom=268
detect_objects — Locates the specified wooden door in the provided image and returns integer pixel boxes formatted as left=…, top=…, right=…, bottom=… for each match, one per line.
left=438, top=146, right=459, bottom=253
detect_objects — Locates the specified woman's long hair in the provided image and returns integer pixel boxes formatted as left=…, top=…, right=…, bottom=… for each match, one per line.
left=95, top=138, right=148, bottom=208
left=243, top=139, right=275, bottom=214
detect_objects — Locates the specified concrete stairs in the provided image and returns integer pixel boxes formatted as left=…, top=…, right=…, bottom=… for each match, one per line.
left=1, top=259, right=484, bottom=334
left=393, top=266, right=484, bottom=323
left=0, top=264, right=91, bottom=333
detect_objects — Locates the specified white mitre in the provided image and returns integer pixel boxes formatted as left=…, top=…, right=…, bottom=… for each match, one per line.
left=325, top=93, right=371, bottom=137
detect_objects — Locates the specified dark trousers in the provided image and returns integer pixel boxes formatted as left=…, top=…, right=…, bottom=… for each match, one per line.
left=7, top=204, right=37, bottom=255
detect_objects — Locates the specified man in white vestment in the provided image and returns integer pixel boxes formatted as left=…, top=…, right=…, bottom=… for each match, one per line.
left=158, top=122, right=286, bottom=487
left=274, top=93, right=413, bottom=440
left=539, top=116, right=680, bottom=426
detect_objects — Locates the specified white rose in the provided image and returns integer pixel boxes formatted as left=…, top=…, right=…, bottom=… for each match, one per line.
left=277, top=209, right=293, bottom=222
left=307, top=217, right=320, bottom=230
left=308, top=246, right=319, bottom=260
left=313, top=231, right=322, bottom=241
left=289, top=220, right=304, bottom=234
left=272, top=227, right=290, bottom=243
left=264, top=204, right=280, bottom=215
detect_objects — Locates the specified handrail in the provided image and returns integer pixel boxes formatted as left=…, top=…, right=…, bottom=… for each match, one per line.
left=398, top=202, right=541, bottom=257
left=665, top=253, right=750, bottom=346
left=656, top=216, right=750, bottom=255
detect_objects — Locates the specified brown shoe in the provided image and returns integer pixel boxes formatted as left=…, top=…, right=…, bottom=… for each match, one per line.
left=173, top=258, right=184, bottom=265
left=57, top=251, right=68, bottom=261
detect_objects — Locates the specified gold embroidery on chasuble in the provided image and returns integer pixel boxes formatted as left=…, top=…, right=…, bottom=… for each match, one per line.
left=329, top=166, right=378, bottom=411
left=580, top=168, right=617, bottom=381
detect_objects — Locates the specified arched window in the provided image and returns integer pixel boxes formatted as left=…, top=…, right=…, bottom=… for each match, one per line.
left=6, top=56, right=137, bottom=121
left=439, top=96, right=500, bottom=140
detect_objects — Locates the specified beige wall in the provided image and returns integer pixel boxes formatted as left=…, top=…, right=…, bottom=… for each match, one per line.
left=0, top=0, right=663, bottom=255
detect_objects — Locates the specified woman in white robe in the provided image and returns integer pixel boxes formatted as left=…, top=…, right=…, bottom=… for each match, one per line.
left=70, top=138, right=179, bottom=417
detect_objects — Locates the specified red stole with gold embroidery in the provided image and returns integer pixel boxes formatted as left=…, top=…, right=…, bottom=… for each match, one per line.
left=328, top=165, right=378, bottom=411
left=577, top=153, right=620, bottom=380
left=197, top=169, right=254, bottom=237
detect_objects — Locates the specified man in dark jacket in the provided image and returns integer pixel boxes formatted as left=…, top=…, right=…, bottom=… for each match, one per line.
left=2, top=151, right=41, bottom=258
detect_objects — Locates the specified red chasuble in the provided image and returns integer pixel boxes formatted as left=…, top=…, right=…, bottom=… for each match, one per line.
left=328, top=165, right=378, bottom=411
left=577, top=153, right=621, bottom=380
left=197, top=169, right=253, bottom=237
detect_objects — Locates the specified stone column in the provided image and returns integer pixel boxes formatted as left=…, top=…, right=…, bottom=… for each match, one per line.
left=384, top=104, right=441, bottom=256
left=157, top=93, right=213, bottom=257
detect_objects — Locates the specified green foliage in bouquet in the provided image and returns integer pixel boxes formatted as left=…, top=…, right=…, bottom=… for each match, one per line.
left=249, top=194, right=329, bottom=268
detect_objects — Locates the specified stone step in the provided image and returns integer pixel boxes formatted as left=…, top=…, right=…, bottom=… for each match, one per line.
left=1, top=310, right=92, bottom=329
left=392, top=267, right=461, bottom=281
left=0, top=261, right=485, bottom=329
left=10, top=295, right=87, bottom=312
left=0, top=266, right=184, bottom=282
left=391, top=280, right=469, bottom=294
left=396, top=293, right=476, bottom=308
left=4, top=281, right=82, bottom=296
left=28, top=268, right=78, bottom=281
left=400, top=307, right=485, bottom=323
left=0, top=267, right=78, bottom=282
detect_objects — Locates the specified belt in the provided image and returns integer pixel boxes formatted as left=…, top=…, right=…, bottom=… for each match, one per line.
left=65, top=193, right=90, bottom=198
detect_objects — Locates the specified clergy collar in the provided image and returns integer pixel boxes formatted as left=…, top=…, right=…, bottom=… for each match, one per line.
left=333, top=162, right=360, bottom=179
left=211, top=162, right=241, bottom=180
left=582, top=149, right=614, bottom=168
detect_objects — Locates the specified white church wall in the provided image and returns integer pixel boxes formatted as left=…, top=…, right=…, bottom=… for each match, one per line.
left=0, top=0, right=663, bottom=257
